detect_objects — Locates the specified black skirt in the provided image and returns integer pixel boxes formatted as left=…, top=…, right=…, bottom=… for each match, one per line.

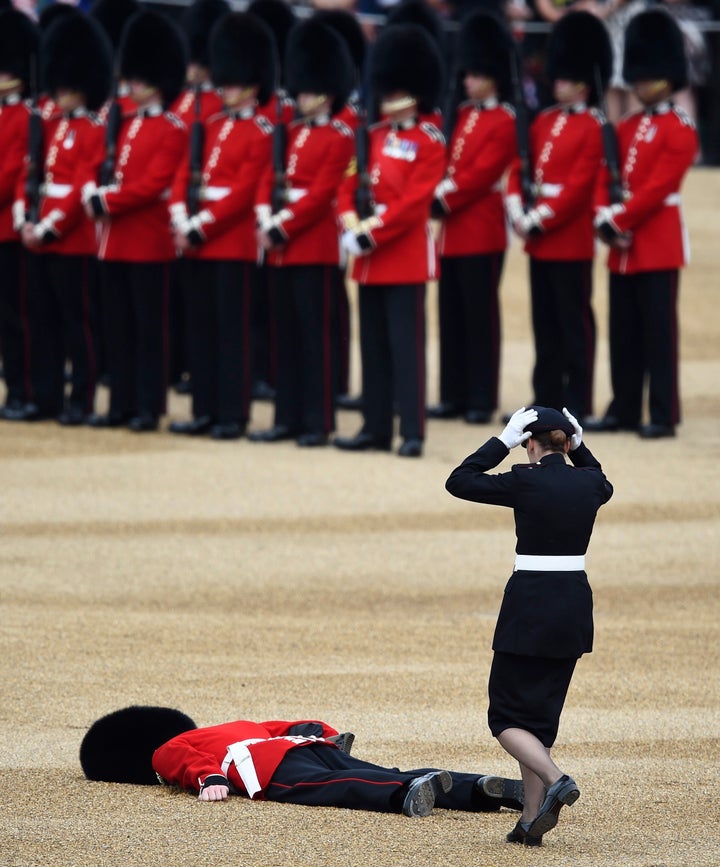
left=487, top=651, right=578, bottom=748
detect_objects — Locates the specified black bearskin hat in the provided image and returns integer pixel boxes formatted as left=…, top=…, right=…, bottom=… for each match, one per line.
left=386, top=0, right=444, bottom=50
left=370, top=23, right=445, bottom=114
left=458, top=10, right=517, bottom=104
left=623, top=8, right=688, bottom=92
left=180, top=0, right=230, bottom=69
left=0, top=8, right=39, bottom=91
left=38, top=2, right=75, bottom=33
left=312, top=10, right=366, bottom=77
left=247, top=0, right=296, bottom=82
left=210, top=12, right=277, bottom=105
left=285, top=18, right=354, bottom=115
left=42, top=10, right=113, bottom=112
left=545, top=10, right=613, bottom=105
left=120, top=10, right=188, bottom=106
left=80, top=705, right=197, bottom=785
left=90, top=0, right=141, bottom=50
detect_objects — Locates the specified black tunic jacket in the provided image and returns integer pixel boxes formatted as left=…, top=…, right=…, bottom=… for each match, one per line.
left=446, top=437, right=614, bottom=658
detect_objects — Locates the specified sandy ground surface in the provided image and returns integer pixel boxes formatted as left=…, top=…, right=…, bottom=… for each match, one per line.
left=1, top=169, right=719, bottom=867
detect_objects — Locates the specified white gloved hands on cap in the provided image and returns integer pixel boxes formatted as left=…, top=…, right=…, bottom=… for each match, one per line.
left=562, top=407, right=583, bottom=450
left=498, top=407, right=538, bottom=449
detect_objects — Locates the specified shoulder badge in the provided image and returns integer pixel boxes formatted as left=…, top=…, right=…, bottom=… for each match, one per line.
left=255, top=114, right=274, bottom=135
left=589, top=107, right=605, bottom=126
left=419, top=121, right=445, bottom=145
left=331, top=118, right=352, bottom=138
left=672, top=105, right=696, bottom=128
left=500, top=102, right=516, bottom=119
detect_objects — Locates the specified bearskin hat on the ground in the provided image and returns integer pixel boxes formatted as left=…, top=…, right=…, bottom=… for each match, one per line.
left=42, top=9, right=113, bottom=112
left=120, top=10, right=188, bottom=106
left=285, top=18, right=354, bottom=115
left=80, top=706, right=197, bottom=785
left=370, top=22, right=445, bottom=114
left=545, top=10, right=613, bottom=105
left=0, top=8, right=39, bottom=92
left=210, top=12, right=277, bottom=105
left=623, top=8, right=688, bottom=91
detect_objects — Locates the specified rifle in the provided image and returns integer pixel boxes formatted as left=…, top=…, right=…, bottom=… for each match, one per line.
left=186, top=82, right=204, bottom=216
left=271, top=94, right=287, bottom=215
left=594, top=65, right=623, bottom=205
left=25, top=55, right=43, bottom=225
left=354, top=95, right=374, bottom=220
left=100, top=69, right=122, bottom=187
left=510, top=50, right=535, bottom=211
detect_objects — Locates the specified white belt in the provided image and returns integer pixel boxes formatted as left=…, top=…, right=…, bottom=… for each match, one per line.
left=537, top=183, right=564, bottom=198
left=42, top=183, right=72, bottom=198
left=286, top=188, right=308, bottom=204
left=663, top=193, right=681, bottom=206
left=220, top=735, right=323, bottom=798
left=514, top=554, right=585, bottom=572
left=201, top=186, right=230, bottom=202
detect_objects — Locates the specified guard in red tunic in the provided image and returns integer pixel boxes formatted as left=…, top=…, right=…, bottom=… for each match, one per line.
left=80, top=705, right=526, bottom=816
left=84, top=11, right=188, bottom=432
left=167, top=0, right=228, bottom=395
left=428, top=11, right=517, bottom=426
left=505, top=12, right=612, bottom=422
left=589, top=10, right=698, bottom=440
left=14, top=11, right=110, bottom=425
left=168, top=12, right=276, bottom=440
left=249, top=19, right=355, bottom=447
left=0, top=10, right=37, bottom=420
left=334, top=24, right=446, bottom=458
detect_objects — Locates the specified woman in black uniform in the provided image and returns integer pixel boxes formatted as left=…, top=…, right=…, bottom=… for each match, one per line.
left=446, top=405, right=613, bottom=845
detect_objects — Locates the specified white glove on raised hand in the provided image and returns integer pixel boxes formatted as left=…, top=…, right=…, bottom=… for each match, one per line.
left=498, top=407, right=537, bottom=449
left=562, top=407, right=583, bottom=450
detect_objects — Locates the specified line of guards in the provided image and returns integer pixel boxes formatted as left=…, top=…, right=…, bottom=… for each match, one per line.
left=0, top=0, right=698, bottom=456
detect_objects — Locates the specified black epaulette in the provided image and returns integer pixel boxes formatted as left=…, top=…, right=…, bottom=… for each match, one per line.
left=369, top=119, right=390, bottom=132
left=672, top=105, right=696, bottom=129
left=500, top=102, right=516, bottom=119
left=331, top=118, right=352, bottom=137
left=88, top=112, right=103, bottom=126
left=589, top=107, right=605, bottom=125
left=420, top=121, right=445, bottom=145
left=165, top=111, right=186, bottom=129
left=255, top=114, right=273, bottom=135
left=207, top=111, right=226, bottom=125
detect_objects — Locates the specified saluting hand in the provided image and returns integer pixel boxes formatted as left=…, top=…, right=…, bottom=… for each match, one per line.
left=498, top=407, right=538, bottom=449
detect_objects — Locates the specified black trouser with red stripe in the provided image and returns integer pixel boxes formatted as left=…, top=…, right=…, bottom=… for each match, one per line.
left=0, top=240, right=30, bottom=407
left=25, top=251, right=97, bottom=415
left=185, top=258, right=253, bottom=425
left=606, top=269, right=680, bottom=428
left=529, top=258, right=595, bottom=419
left=101, top=261, right=169, bottom=418
left=438, top=252, right=504, bottom=414
left=358, top=282, right=426, bottom=442
left=265, top=743, right=506, bottom=813
left=272, top=264, right=336, bottom=436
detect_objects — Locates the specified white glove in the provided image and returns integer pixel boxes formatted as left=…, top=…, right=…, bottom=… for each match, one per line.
left=498, top=407, right=538, bottom=449
left=341, top=229, right=364, bottom=257
left=562, top=407, right=583, bottom=450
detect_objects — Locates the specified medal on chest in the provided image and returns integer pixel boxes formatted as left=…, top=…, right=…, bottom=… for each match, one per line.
left=382, top=132, right=418, bottom=162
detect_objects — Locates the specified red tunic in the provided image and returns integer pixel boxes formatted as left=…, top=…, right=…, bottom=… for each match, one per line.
left=256, top=117, right=355, bottom=267
left=596, top=104, right=698, bottom=275
left=339, top=119, right=446, bottom=284
left=94, top=107, right=188, bottom=262
left=437, top=100, right=516, bottom=257
left=170, top=86, right=224, bottom=125
left=16, top=110, right=105, bottom=256
left=507, top=105, right=604, bottom=261
left=0, top=97, right=30, bottom=242
left=170, top=109, right=273, bottom=262
left=152, top=719, right=340, bottom=798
